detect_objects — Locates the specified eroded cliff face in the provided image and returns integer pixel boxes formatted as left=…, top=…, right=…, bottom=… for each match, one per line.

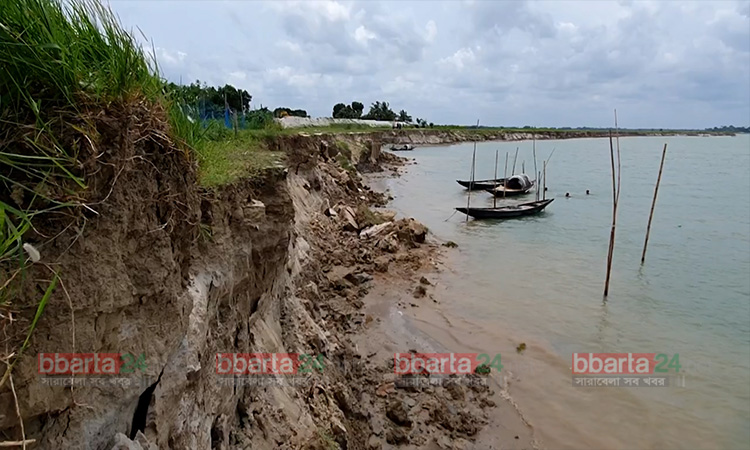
left=0, top=126, right=377, bottom=449
left=2, top=126, right=500, bottom=450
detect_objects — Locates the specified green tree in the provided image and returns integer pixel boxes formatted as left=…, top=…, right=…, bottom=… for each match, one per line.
left=398, top=110, right=412, bottom=123
left=333, top=101, right=364, bottom=119
left=167, top=81, right=251, bottom=115
left=332, top=103, right=347, bottom=118
left=351, top=101, right=364, bottom=118
left=362, top=101, right=397, bottom=121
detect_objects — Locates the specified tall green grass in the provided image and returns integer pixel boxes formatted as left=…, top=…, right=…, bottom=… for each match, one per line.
left=0, top=0, right=206, bottom=262
left=0, top=0, right=207, bottom=383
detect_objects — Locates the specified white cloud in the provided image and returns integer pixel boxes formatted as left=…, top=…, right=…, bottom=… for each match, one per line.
left=556, top=21, right=577, bottom=33
left=228, top=71, right=247, bottom=81
left=278, top=41, right=302, bottom=53
left=156, top=47, right=186, bottom=65
left=353, top=25, right=376, bottom=44
left=314, top=0, right=351, bottom=22
left=441, top=47, right=476, bottom=70
left=424, top=20, right=438, bottom=43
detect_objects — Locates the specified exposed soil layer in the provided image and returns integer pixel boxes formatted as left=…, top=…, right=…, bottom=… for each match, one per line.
left=1, top=122, right=518, bottom=449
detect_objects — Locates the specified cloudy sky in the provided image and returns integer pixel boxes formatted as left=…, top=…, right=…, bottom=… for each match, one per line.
left=110, top=0, right=749, bottom=128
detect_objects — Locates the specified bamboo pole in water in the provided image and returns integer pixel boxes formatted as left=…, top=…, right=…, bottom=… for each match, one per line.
left=511, top=147, right=519, bottom=175
left=533, top=137, right=538, bottom=200
left=503, top=152, right=509, bottom=199
left=641, top=143, right=668, bottom=264
left=604, top=115, right=622, bottom=297
left=466, top=143, right=477, bottom=222
left=543, top=160, right=547, bottom=200
left=537, top=171, right=541, bottom=201
left=493, top=150, right=499, bottom=208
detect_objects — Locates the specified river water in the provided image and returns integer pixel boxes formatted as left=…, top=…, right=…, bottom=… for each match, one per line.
left=378, top=135, right=750, bottom=449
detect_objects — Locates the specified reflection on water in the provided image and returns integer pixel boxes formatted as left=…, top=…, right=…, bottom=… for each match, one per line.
left=378, top=135, right=750, bottom=449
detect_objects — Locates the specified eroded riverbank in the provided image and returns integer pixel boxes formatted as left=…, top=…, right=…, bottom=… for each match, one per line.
left=2, top=132, right=528, bottom=449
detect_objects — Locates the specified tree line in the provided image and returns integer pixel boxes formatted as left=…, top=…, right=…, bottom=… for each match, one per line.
left=705, top=125, right=749, bottom=133
left=332, top=100, right=431, bottom=126
left=166, top=81, right=311, bottom=129
left=167, top=81, right=251, bottom=117
left=166, top=82, right=438, bottom=129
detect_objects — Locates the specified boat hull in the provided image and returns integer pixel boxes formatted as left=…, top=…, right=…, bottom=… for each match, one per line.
left=485, top=180, right=536, bottom=197
left=455, top=199, right=554, bottom=219
left=456, top=178, right=507, bottom=190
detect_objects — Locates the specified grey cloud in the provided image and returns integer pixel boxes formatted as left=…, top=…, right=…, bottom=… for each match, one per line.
left=110, top=0, right=749, bottom=128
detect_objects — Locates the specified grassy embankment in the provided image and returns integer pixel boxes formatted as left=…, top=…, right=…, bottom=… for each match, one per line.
left=0, top=0, right=285, bottom=384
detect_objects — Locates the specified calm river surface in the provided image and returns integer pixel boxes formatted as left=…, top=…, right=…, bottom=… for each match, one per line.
left=378, top=135, right=750, bottom=449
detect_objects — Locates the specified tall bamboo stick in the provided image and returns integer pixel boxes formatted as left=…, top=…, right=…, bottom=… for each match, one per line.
left=537, top=171, right=541, bottom=200
left=614, top=111, right=621, bottom=205
left=641, top=144, right=668, bottom=264
left=503, top=152, right=509, bottom=199
left=466, top=143, right=477, bottom=222
left=511, top=147, right=519, bottom=175
left=604, top=118, right=622, bottom=297
left=533, top=137, right=538, bottom=200
left=543, top=160, right=547, bottom=200
left=493, top=150, right=499, bottom=208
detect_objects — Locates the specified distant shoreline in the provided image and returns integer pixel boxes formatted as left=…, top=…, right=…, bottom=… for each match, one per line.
left=288, top=124, right=737, bottom=148
left=370, top=128, right=737, bottom=147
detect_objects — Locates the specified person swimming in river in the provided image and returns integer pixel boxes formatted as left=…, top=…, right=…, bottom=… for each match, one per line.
left=565, top=192, right=570, bottom=197
left=586, top=190, right=590, bottom=195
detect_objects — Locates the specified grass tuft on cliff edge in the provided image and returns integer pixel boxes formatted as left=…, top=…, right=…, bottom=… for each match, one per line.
left=1, top=0, right=199, bottom=263
left=0, top=0, right=279, bottom=383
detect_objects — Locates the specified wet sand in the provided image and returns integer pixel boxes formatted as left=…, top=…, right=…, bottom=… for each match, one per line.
left=352, top=257, right=538, bottom=450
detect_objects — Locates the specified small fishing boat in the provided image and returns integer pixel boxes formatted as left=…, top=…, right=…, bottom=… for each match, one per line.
left=455, top=199, right=554, bottom=219
left=456, top=178, right=507, bottom=190
left=390, top=144, right=415, bottom=151
left=486, top=174, right=535, bottom=197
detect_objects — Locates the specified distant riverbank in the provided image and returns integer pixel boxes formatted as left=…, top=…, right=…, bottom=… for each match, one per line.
left=374, top=128, right=733, bottom=146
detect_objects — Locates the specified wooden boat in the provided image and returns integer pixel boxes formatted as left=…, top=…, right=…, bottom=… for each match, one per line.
left=485, top=180, right=536, bottom=197
left=390, top=144, right=415, bottom=151
left=456, top=178, right=507, bottom=190
left=456, top=199, right=554, bottom=219
left=485, top=173, right=535, bottom=197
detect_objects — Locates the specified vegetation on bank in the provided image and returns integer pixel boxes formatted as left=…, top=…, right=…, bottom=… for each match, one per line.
left=332, top=100, right=418, bottom=123
left=0, top=0, right=279, bottom=384
left=1, top=0, right=171, bottom=266
left=424, top=125, right=739, bottom=135
left=705, top=125, right=750, bottom=133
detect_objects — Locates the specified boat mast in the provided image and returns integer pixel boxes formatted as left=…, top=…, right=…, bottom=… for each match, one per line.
left=466, top=143, right=476, bottom=222
left=503, top=152, right=509, bottom=199
left=493, top=149, right=499, bottom=208
left=533, top=136, right=538, bottom=200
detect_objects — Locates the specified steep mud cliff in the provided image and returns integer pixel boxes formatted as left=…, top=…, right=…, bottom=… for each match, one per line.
left=2, top=122, right=502, bottom=449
